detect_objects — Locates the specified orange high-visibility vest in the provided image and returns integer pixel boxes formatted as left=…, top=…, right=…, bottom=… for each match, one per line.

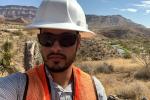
left=25, top=64, right=98, bottom=100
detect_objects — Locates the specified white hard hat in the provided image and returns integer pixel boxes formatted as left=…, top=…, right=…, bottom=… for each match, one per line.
left=26, top=0, right=95, bottom=37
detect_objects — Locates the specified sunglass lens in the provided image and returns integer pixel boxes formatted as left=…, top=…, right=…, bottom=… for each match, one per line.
left=60, top=34, right=77, bottom=47
left=38, top=34, right=54, bottom=47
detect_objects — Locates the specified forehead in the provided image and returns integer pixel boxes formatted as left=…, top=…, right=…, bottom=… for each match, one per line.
left=40, top=28, right=76, bottom=35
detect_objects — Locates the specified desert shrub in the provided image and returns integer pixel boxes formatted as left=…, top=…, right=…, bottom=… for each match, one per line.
left=1, top=40, right=13, bottom=66
left=94, top=63, right=114, bottom=74
left=0, top=62, right=18, bottom=74
left=115, top=82, right=149, bottom=100
left=123, top=51, right=131, bottom=59
left=76, top=63, right=94, bottom=74
left=134, top=53, right=150, bottom=80
left=2, top=29, right=10, bottom=33
left=0, top=40, right=18, bottom=74
left=134, top=67, right=150, bottom=80
left=13, top=30, right=23, bottom=36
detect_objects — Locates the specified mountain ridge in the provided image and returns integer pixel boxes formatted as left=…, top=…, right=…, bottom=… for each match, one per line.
left=86, top=15, right=145, bottom=28
left=0, top=5, right=37, bottom=21
left=86, top=15, right=150, bottom=38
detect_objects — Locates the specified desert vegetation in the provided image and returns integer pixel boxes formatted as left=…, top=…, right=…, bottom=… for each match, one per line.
left=0, top=40, right=16, bottom=74
left=76, top=57, right=150, bottom=99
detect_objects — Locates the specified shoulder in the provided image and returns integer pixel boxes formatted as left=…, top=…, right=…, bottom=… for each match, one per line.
left=0, top=72, right=27, bottom=100
left=0, top=72, right=26, bottom=82
left=92, top=76, right=107, bottom=100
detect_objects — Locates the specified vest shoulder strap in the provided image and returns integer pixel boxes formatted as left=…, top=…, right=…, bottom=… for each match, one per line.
left=73, top=67, right=98, bottom=100
left=23, top=73, right=29, bottom=100
left=25, top=65, right=51, bottom=100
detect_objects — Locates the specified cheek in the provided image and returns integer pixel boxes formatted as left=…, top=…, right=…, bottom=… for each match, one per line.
left=40, top=47, right=49, bottom=56
left=64, top=46, right=77, bottom=57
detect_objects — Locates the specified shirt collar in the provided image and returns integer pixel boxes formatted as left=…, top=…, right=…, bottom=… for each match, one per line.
left=45, top=65, right=73, bottom=93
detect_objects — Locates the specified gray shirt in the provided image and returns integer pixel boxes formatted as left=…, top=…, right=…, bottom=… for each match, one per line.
left=0, top=70, right=107, bottom=100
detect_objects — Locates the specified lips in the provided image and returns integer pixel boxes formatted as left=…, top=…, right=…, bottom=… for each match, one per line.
left=47, top=55, right=65, bottom=61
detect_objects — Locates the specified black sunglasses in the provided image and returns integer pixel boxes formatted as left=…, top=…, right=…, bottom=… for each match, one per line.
left=38, top=32, right=79, bottom=47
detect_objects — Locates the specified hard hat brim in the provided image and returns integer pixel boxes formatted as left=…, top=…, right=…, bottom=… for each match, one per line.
left=26, top=22, right=96, bottom=38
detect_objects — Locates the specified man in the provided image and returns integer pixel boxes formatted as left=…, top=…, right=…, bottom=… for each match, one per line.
left=0, top=0, right=107, bottom=100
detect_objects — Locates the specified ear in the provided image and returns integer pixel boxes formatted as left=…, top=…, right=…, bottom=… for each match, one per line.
left=77, top=34, right=81, bottom=49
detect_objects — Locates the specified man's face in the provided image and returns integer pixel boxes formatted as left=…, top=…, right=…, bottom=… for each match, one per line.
left=38, top=29, right=80, bottom=73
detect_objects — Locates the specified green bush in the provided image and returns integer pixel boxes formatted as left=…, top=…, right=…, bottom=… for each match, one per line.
left=123, top=51, right=131, bottom=59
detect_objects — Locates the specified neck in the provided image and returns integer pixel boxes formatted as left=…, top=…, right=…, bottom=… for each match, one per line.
left=50, top=65, right=73, bottom=88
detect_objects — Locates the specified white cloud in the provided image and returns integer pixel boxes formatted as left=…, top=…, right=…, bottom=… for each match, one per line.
left=142, top=0, right=150, bottom=5
left=135, top=0, right=150, bottom=8
left=134, top=0, right=150, bottom=15
left=121, top=8, right=137, bottom=12
left=146, top=9, right=150, bottom=13
left=114, top=8, right=138, bottom=13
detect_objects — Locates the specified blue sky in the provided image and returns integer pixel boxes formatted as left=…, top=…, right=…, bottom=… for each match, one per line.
left=0, top=0, right=150, bottom=28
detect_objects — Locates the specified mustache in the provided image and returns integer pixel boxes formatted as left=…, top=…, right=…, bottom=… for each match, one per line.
left=47, top=53, right=66, bottom=59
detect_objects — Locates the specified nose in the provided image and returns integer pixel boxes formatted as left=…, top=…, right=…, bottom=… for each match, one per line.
left=50, top=41, right=62, bottom=53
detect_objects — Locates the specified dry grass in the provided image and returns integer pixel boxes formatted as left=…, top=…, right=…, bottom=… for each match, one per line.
left=94, top=63, right=114, bottom=74
left=103, top=58, right=143, bottom=72
left=115, top=81, right=150, bottom=99
left=76, top=58, right=150, bottom=99
left=134, top=66, right=150, bottom=80
left=77, top=62, right=114, bottom=74
left=26, top=29, right=40, bottom=36
left=76, top=58, right=143, bottom=73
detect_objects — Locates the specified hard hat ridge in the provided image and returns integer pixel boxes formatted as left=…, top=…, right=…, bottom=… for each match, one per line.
left=68, top=0, right=87, bottom=27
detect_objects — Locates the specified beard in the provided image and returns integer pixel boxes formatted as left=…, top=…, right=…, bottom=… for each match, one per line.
left=45, top=59, right=73, bottom=73
left=42, top=52, right=76, bottom=73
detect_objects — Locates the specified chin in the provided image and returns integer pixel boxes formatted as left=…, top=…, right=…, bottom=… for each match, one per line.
left=47, top=62, right=65, bottom=68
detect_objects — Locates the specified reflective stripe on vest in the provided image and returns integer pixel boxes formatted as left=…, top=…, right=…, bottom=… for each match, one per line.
left=25, top=64, right=97, bottom=100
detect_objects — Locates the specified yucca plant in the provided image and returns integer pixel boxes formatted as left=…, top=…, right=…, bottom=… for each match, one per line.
left=0, top=40, right=17, bottom=74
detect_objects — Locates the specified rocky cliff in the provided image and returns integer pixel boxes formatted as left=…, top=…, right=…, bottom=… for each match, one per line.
left=0, top=5, right=37, bottom=21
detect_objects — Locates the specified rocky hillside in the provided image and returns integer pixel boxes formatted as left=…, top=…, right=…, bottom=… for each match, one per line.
left=86, top=15, right=150, bottom=39
left=86, top=15, right=145, bottom=29
left=0, top=5, right=37, bottom=22
left=77, top=38, right=119, bottom=61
